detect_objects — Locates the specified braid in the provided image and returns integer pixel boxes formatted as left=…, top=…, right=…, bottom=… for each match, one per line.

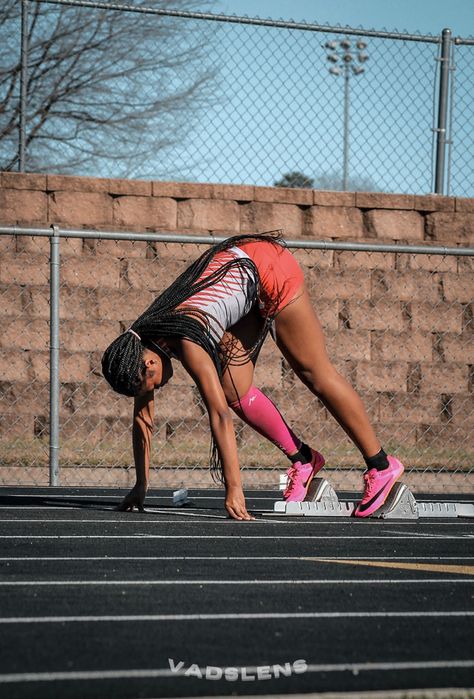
left=101, top=232, right=284, bottom=480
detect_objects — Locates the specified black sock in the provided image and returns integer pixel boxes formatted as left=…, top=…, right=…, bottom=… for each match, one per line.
left=289, top=442, right=312, bottom=465
left=364, top=448, right=389, bottom=471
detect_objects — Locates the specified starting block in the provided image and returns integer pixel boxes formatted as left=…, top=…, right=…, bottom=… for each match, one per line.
left=172, top=488, right=189, bottom=507
left=274, top=478, right=474, bottom=519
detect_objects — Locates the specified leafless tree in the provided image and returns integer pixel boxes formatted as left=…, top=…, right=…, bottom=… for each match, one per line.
left=0, top=0, right=217, bottom=177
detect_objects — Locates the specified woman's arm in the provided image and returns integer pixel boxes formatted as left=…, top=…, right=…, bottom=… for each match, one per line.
left=133, top=390, right=154, bottom=487
left=179, top=340, right=254, bottom=521
left=118, top=390, right=154, bottom=512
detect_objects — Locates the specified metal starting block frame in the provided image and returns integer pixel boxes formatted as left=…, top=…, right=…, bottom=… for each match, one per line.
left=274, top=478, right=474, bottom=519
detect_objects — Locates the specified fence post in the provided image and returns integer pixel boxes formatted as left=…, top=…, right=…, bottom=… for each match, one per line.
left=434, top=28, right=452, bottom=194
left=49, top=226, right=60, bottom=486
left=19, top=0, right=29, bottom=172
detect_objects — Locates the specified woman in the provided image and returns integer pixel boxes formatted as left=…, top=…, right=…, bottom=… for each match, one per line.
left=102, top=233, right=405, bottom=520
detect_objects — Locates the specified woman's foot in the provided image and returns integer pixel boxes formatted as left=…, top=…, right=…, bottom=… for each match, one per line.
left=284, top=449, right=325, bottom=502
left=354, top=456, right=405, bottom=517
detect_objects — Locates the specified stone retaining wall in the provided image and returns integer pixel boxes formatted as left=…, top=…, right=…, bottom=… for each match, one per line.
left=0, top=171, right=473, bottom=488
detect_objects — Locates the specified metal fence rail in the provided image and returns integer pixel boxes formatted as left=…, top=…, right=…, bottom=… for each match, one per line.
left=0, top=226, right=473, bottom=493
left=4, top=0, right=473, bottom=196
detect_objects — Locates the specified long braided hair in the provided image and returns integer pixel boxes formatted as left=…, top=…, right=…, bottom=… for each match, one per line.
left=101, top=232, right=284, bottom=481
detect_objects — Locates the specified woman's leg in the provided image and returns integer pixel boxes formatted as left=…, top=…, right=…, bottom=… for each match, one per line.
left=219, top=308, right=318, bottom=466
left=273, top=286, right=381, bottom=458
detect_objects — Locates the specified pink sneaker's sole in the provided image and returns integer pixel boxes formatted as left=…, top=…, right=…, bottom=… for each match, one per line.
left=354, top=457, right=405, bottom=518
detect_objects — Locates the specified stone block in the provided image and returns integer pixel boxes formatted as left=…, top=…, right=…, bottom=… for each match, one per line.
left=0, top=349, right=32, bottom=382
left=442, top=275, right=474, bottom=303
left=1, top=172, right=47, bottom=190
left=306, top=206, right=363, bottom=238
left=355, top=192, right=415, bottom=210
left=411, top=302, right=463, bottom=333
left=113, top=196, right=177, bottom=230
left=153, top=181, right=254, bottom=202
left=401, top=251, right=457, bottom=273
left=313, top=190, right=356, bottom=207
left=309, top=269, right=371, bottom=301
left=370, top=331, right=432, bottom=362
left=421, top=363, right=468, bottom=394
left=61, top=256, right=121, bottom=289
left=425, top=212, right=474, bottom=244
left=365, top=210, right=424, bottom=240
left=254, top=186, right=312, bottom=206
left=442, top=334, right=474, bottom=363
left=46, top=174, right=151, bottom=196
left=30, top=351, right=91, bottom=382
left=455, top=197, right=474, bottom=213
left=414, top=194, right=455, bottom=212
left=87, top=239, right=148, bottom=259
left=15, top=235, right=50, bottom=262
left=0, top=189, right=47, bottom=224
left=240, top=202, right=303, bottom=237
left=451, top=394, right=474, bottom=425
left=125, top=258, right=183, bottom=292
left=178, top=199, right=240, bottom=233
left=355, top=361, right=408, bottom=392
left=370, top=270, right=440, bottom=303
left=48, top=191, right=113, bottom=227
left=290, top=247, right=335, bottom=272
left=379, top=391, right=441, bottom=424
left=61, top=320, right=121, bottom=352
left=0, top=254, right=49, bottom=286
left=346, top=300, right=406, bottom=332
left=96, top=288, right=155, bottom=324
left=325, top=329, right=371, bottom=361
left=0, top=320, right=49, bottom=351
left=0, top=285, right=29, bottom=318
left=335, top=250, right=395, bottom=271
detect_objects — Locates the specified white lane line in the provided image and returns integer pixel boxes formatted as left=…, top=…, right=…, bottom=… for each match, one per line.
left=0, top=578, right=472, bottom=586
left=0, top=659, right=473, bottom=684
left=2, top=555, right=474, bottom=561
left=3, top=493, right=473, bottom=502
left=0, top=534, right=470, bottom=539
left=0, top=518, right=472, bottom=526
left=0, top=611, right=473, bottom=623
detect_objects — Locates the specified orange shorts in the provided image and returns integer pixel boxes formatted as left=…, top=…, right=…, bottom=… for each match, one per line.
left=237, top=240, right=304, bottom=316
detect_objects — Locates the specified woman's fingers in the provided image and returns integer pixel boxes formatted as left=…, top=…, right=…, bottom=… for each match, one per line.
left=226, top=504, right=255, bottom=521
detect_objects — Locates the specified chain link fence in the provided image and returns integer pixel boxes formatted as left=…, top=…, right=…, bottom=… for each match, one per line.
left=3, top=0, right=473, bottom=196
left=0, top=228, right=473, bottom=493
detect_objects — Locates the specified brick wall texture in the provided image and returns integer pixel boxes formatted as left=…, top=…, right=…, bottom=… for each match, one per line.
left=0, top=171, right=473, bottom=488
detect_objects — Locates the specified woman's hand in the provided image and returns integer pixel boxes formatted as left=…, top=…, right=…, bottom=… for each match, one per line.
left=225, top=485, right=255, bottom=521
left=117, top=483, right=147, bottom=512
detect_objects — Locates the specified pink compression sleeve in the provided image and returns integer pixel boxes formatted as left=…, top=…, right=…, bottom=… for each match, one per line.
left=229, top=385, right=301, bottom=457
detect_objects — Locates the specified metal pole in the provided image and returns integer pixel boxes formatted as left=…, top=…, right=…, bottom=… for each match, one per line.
left=19, top=0, right=29, bottom=172
left=434, top=28, right=452, bottom=194
left=49, top=226, right=60, bottom=486
left=342, top=64, right=350, bottom=191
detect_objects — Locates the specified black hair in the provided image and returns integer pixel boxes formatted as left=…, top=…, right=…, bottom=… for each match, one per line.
left=101, top=232, right=284, bottom=479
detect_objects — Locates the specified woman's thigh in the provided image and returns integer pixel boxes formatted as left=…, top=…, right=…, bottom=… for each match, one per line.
left=274, top=286, right=333, bottom=383
left=219, top=306, right=265, bottom=402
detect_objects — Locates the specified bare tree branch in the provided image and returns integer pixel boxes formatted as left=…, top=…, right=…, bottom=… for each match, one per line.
left=0, top=0, right=219, bottom=177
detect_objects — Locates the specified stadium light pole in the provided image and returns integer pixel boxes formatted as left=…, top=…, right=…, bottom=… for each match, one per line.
left=324, top=38, right=369, bottom=191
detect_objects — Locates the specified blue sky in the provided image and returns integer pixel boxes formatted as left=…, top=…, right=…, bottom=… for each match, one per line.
left=175, top=0, right=473, bottom=195
left=214, top=0, right=474, bottom=38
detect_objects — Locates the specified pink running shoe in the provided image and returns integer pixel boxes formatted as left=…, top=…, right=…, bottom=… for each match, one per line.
left=284, top=449, right=325, bottom=502
left=354, top=455, right=405, bottom=518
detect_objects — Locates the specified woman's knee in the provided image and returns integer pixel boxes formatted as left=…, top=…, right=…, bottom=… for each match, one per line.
left=297, top=363, right=340, bottom=397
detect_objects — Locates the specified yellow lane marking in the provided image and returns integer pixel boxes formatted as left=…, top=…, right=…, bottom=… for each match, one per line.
left=303, top=558, right=474, bottom=576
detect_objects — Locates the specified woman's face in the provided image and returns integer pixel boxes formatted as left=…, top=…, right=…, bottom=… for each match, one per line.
left=140, top=348, right=173, bottom=394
